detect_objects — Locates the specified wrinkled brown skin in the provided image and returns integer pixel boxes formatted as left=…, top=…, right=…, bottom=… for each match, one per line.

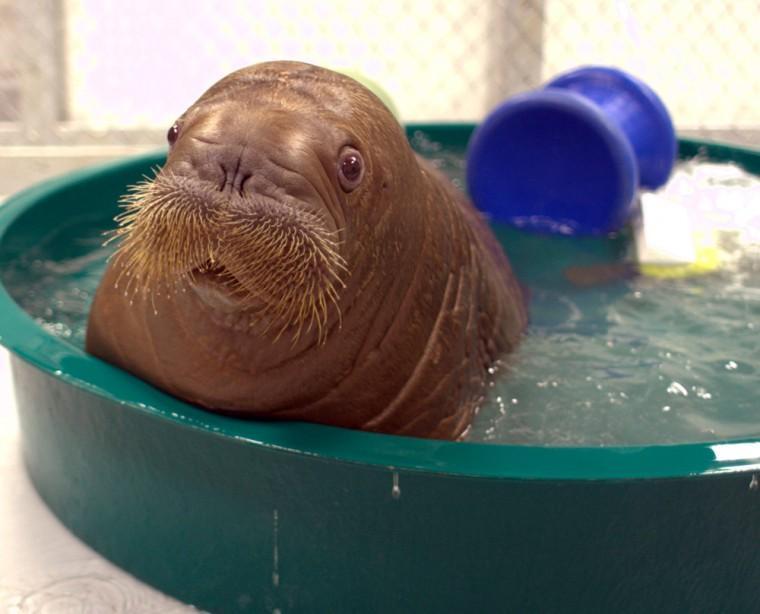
left=86, top=61, right=527, bottom=440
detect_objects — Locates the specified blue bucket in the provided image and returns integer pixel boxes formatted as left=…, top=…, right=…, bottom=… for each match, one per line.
left=547, top=67, right=677, bottom=190
left=467, top=66, right=677, bottom=235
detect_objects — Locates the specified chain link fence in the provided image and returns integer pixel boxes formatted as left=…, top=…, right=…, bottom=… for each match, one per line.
left=1, top=0, right=758, bottom=194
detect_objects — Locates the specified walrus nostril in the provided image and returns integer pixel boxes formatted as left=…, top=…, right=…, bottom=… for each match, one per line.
left=216, top=159, right=250, bottom=195
left=218, top=164, right=229, bottom=192
left=239, top=173, right=252, bottom=196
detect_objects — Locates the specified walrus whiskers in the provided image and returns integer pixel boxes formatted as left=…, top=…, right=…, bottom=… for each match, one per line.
left=216, top=198, right=346, bottom=342
left=109, top=171, right=346, bottom=343
left=109, top=173, right=219, bottom=295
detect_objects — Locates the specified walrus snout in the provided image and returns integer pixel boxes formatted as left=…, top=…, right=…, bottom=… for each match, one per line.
left=110, top=160, right=348, bottom=341
left=160, top=113, right=344, bottom=240
left=169, top=137, right=284, bottom=197
left=168, top=108, right=325, bottom=193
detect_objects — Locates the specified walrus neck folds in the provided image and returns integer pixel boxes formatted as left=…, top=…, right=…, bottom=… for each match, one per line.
left=109, top=169, right=347, bottom=342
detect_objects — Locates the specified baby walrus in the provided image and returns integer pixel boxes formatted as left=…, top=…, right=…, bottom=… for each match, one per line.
left=86, top=61, right=527, bottom=440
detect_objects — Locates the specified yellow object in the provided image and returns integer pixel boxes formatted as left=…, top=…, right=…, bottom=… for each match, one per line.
left=640, top=231, right=722, bottom=278
left=335, top=68, right=401, bottom=121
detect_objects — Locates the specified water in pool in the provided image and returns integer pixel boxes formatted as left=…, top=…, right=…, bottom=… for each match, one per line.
left=3, top=135, right=759, bottom=446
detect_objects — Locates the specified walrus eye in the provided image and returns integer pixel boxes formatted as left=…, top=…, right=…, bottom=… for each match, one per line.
left=338, top=147, right=364, bottom=192
left=167, top=123, right=180, bottom=146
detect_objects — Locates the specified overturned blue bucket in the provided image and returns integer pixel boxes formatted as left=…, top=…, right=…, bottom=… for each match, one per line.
left=467, top=66, right=677, bottom=234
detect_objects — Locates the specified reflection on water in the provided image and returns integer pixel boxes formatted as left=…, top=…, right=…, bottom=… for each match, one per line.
left=469, top=271, right=760, bottom=445
left=2, top=220, right=112, bottom=348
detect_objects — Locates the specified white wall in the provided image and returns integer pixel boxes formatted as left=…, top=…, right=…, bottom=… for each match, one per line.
left=65, top=0, right=505, bottom=126
left=542, top=0, right=760, bottom=129
left=64, top=0, right=759, bottom=131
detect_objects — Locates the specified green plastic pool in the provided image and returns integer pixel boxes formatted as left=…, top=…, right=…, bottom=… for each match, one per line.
left=1, top=124, right=759, bottom=612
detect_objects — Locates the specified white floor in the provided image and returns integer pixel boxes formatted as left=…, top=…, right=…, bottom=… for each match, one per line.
left=0, top=352, right=197, bottom=612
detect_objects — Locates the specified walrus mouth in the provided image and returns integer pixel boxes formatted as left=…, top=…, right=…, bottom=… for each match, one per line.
left=187, top=261, right=269, bottom=310
left=188, top=262, right=244, bottom=299
left=108, top=171, right=347, bottom=341
left=186, top=263, right=257, bottom=323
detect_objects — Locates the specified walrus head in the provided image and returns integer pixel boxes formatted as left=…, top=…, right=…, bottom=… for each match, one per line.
left=110, top=61, right=409, bottom=343
left=87, top=61, right=527, bottom=439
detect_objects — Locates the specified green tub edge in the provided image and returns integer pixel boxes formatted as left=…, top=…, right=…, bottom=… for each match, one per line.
left=11, top=357, right=760, bottom=612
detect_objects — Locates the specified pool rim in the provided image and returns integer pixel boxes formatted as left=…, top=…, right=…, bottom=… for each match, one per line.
left=1, top=123, right=760, bottom=482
